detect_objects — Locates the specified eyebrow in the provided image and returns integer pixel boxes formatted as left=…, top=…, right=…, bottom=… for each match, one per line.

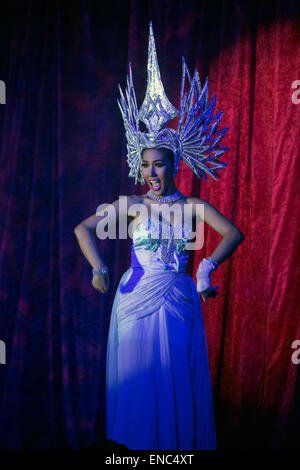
left=142, top=159, right=164, bottom=163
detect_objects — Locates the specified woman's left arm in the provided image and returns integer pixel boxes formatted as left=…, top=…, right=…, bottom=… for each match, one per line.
left=188, top=197, right=245, bottom=301
left=189, top=197, right=245, bottom=264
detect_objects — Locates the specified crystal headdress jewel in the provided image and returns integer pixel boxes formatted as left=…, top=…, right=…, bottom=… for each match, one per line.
left=117, top=22, right=229, bottom=186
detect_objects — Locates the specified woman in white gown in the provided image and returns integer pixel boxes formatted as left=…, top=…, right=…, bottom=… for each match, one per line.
left=74, top=23, right=244, bottom=450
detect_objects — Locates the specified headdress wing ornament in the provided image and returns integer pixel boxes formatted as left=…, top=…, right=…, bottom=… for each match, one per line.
left=118, top=22, right=229, bottom=185
left=117, top=65, right=142, bottom=184
left=177, top=59, right=229, bottom=181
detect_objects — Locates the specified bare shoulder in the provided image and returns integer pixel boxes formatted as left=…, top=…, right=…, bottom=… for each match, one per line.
left=185, top=196, right=224, bottom=217
left=115, top=194, right=142, bottom=208
left=127, top=194, right=146, bottom=208
left=184, top=196, right=210, bottom=216
left=127, top=194, right=146, bottom=218
left=129, top=194, right=145, bottom=204
left=187, top=196, right=244, bottom=238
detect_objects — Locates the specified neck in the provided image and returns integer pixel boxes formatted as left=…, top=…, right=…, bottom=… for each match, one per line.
left=147, top=182, right=182, bottom=203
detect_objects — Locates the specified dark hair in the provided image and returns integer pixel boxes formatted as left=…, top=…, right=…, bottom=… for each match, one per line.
left=141, top=147, right=174, bottom=166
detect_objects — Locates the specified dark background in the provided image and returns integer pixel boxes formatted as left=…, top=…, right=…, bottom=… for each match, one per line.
left=0, top=0, right=300, bottom=450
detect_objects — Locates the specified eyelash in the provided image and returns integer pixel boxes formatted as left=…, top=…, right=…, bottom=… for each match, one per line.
left=142, top=163, right=164, bottom=168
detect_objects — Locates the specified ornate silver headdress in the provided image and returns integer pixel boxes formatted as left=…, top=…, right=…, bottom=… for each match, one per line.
left=118, top=22, right=229, bottom=185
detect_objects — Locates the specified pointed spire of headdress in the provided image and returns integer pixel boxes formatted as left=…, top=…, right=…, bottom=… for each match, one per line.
left=138, top=22, right=179, bottom=133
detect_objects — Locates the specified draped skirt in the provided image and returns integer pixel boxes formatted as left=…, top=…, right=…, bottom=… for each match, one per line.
left=105, top=266, right=217, bottom=450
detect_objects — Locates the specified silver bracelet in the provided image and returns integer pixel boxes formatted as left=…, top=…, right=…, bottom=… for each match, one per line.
left=92, top=266, right=108, bottom=275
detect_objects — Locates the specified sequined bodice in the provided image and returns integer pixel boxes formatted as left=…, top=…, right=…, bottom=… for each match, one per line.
left=131, top=217, right=194, bottom=273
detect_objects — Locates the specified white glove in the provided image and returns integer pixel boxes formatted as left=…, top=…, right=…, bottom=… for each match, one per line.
left=196, top=257, right=219, bottom=301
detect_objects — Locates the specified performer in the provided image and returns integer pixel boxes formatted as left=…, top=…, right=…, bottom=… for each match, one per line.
left=74, top=23, right=244, bottom=450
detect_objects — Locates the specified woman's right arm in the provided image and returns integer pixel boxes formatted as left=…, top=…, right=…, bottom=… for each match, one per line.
left=74, top=196, right=134, bottom=293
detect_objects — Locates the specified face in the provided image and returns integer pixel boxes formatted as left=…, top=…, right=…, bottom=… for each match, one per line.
left=141, top=148, right=174, bottom=196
